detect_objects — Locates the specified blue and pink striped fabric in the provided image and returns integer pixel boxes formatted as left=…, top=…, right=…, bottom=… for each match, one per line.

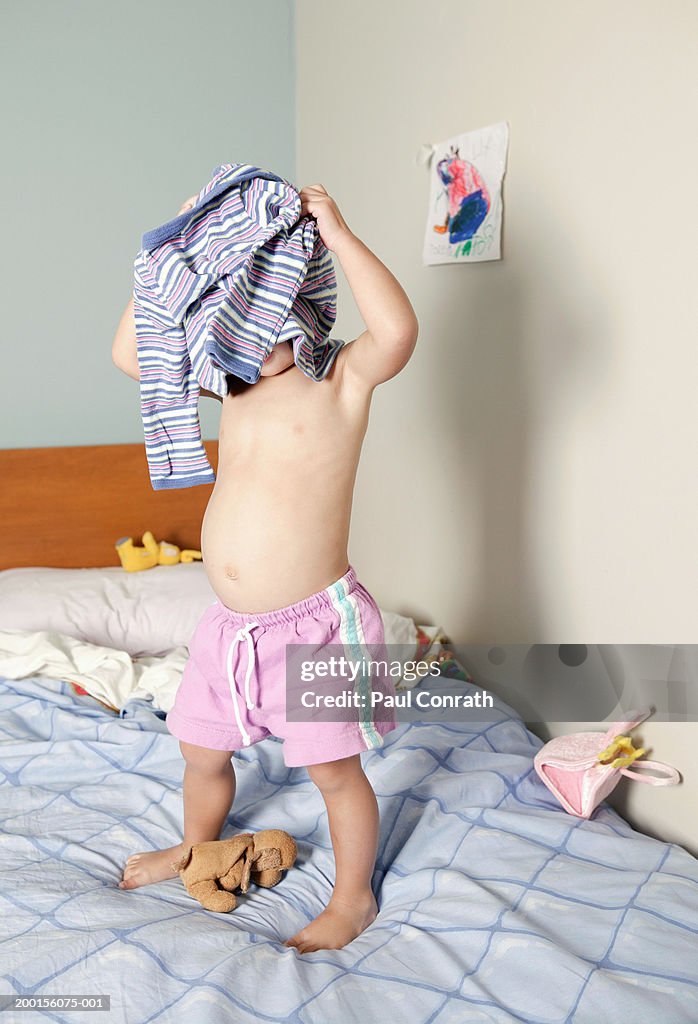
left=133, top=162, right=343, bottom=490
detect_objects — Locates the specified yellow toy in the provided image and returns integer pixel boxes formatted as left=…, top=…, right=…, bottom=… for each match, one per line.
left=115, top=531, right=202, bottom=572
left=597, top=734, right=646, bottom=769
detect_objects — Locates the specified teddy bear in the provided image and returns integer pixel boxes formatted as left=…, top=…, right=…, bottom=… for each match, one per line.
left=170, top=830, right=297, bottom=913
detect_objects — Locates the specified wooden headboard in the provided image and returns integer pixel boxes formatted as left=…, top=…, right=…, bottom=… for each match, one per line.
left=0, top=442, right=217, bottom=569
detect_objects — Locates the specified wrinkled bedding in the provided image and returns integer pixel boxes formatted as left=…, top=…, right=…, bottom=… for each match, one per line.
left=1, top=665, right=697, bottom=1024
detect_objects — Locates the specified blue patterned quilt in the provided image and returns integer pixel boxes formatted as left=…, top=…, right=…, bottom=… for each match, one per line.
left=1, top=667, right=697, bottom=1024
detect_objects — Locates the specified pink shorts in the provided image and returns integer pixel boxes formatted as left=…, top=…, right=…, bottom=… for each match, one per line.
left=166, top=566, right=398, bottom=767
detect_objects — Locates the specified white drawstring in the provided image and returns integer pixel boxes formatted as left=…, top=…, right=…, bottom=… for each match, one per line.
left=225, top=621, right=259, bottom=746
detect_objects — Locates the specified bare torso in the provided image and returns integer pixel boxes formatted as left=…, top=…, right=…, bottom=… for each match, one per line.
left=201, top=351, right=371, bottom=612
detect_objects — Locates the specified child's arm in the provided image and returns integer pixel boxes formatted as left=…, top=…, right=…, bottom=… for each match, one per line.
left=112, top=192, right=222, bottom=400
left=332, top=229, right=419, bottom=389
left=111, top=294, right=222, bottom=402
left=111, top=295, right=140, bottom=381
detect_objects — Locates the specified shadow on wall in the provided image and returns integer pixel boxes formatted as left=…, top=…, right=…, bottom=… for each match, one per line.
left=452, top=644, right=698, bottom=726
left=420, top=190, right=613, bottom=642
left=448, top=642, right=697, bottom=856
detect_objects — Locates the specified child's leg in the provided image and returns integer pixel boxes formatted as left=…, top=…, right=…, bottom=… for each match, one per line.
left=119, top=741, right=235, bottom=889
left=284, top=754, right=380, bottom=953
left=181, top=741, right=237, bottom=844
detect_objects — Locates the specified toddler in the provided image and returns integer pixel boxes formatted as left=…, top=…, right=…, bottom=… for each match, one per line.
left=111, top=183, right=418, bottom=952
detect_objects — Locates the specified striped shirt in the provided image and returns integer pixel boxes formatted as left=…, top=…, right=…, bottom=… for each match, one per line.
left=133, top=162, right=343, bottom=490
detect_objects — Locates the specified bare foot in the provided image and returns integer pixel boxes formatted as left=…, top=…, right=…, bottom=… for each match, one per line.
left=284, top=891, right=378, bottom=953
left=118, top=843, right=186, bottom=890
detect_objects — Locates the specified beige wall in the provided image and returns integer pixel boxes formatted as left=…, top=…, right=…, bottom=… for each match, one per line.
left=296, top=1, right=697, bottom=853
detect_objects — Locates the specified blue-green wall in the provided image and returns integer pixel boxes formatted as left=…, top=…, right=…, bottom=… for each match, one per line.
left=0, top=0, right=295, bottom=447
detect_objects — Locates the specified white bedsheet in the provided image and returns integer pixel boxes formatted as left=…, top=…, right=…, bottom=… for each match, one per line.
left=0, top=629, right=187, bottom=711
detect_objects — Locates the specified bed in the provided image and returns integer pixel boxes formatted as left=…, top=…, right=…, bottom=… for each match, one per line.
left=1, top=445, right=697, bottom=1024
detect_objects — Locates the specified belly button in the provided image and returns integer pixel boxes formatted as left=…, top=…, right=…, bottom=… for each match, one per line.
left=224, top=565, right=238, bottom=580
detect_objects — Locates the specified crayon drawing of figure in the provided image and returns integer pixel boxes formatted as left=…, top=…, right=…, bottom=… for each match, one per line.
left=433, top=145, right=491, bottom=244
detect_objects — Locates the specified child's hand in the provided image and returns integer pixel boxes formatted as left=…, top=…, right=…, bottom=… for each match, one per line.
left=177, top=194, right=199, bottom=215
left=177, top=186, right=351, bottom=250
left=299, top=184, right=351, bottom=252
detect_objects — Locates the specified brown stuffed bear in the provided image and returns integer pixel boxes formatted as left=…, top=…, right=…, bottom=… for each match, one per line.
left=171, top=830, right=297, bottom=913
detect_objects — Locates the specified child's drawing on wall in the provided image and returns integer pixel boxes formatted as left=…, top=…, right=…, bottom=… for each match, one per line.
left=433, top=146, right=491, bottom=243
left=423, top=121, right=509, bottom=265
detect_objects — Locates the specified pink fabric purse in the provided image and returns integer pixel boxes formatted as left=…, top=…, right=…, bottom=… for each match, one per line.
left=534, top=708, right=681, bottom=818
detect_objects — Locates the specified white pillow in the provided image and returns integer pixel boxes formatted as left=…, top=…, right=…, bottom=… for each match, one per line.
left=0, top=564, right=419, bottom=659
left=0, top=563, right=216, bottom=657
